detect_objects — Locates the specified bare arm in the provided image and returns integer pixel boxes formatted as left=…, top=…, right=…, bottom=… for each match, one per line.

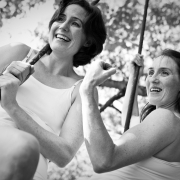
left=80, top=61, right=116, bottom=172
left=80, top=61, right=177, bottom=173
left=81, top=84, right=115, bottom=172
left=101, top=109, right=177, bottom=172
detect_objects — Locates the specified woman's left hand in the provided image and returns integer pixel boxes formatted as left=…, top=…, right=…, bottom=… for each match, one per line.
left=0, top=73, right=21, bottom=110
left=81, top=61, right=116, bottom=90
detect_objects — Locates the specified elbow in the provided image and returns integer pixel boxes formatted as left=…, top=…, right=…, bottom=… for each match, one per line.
left=92, top=146, right=116, bottom=173
left=55, top=154, right=73, bottom=168
left=93, top=162, right=111, bottom=174
left=93, top=167, right=106, bottom=174
left=92, top=157, right=113, bottom=174
left=54, top=149, right=74, bottom=168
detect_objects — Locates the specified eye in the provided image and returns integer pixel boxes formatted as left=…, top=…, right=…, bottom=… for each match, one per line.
left=57, top=16, right=65, bottom=22
left=72, top=21, right=80, bottom=27
left=161, top=71, right=169, bottom=76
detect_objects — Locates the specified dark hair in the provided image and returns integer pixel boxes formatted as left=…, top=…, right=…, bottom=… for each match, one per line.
left=48, top=0, right=106, bottom=67
left=140, top=49, right=180, bottom=121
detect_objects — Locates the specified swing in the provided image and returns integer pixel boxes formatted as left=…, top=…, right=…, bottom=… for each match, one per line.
left=124, top=0, right=149, bottom=132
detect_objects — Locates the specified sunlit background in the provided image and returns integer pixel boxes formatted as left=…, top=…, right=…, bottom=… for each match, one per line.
left=0, top=0, right=180, bottom=179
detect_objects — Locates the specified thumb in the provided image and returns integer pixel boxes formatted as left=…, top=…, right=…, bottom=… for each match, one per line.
left=30, top=65, right=35, bottom=75
left=103, top=68, right=116, bottom=79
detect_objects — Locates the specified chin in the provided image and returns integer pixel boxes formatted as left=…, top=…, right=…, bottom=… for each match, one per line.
left=148, top=98, right=159, bottom=106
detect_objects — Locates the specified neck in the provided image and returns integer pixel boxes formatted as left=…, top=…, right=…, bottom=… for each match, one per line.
left=157, top=98, right=178, bottom=112
left=41, top=52, right=74, bottom=77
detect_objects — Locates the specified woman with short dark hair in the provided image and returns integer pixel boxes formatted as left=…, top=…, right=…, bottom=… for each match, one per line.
left=0, top=0, right=106, bottom=180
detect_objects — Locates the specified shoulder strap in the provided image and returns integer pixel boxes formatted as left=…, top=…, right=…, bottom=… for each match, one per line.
left=70, top=79, right=83, bottom=105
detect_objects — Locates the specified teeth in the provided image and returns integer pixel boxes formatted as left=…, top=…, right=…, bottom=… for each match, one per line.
left=150, top=88, right=162, bottom=92
left=56, top=34, right=70, bottom=42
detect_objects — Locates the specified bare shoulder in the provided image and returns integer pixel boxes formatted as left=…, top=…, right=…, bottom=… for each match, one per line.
left=144, top=108, right=179, bottom=136
left=147, top=108, right=176, bottom=123
left=0, top=42, right=31, bottom=70
left=0, top=42, right=30, bottom=56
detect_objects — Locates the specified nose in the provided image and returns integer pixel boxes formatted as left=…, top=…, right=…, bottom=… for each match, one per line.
left=150, top=74, right=159, bottom=83
left=59, top=21, right=69, bottom=32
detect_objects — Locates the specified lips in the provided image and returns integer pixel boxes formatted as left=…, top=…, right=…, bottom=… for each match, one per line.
left=55, top=33, right=71, bottom=42
left=150, top=87, right=162, bottom=92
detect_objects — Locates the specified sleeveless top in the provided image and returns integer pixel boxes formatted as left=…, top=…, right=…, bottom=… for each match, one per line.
left=0, top=49, right=82, bottom=136
left=89, top=157, right=180, bottom=180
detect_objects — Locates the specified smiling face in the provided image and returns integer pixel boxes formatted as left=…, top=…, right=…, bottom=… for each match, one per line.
left=146, top=56, right=180, bottom=109
left=49, top=4, right=88, bottom=57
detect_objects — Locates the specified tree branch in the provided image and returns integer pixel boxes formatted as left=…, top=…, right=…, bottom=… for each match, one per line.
left=109, top=105, right=122, bottom=114
left=100, top=79, right=147, bottom=96
left=100, top=88, right=126, bottom=112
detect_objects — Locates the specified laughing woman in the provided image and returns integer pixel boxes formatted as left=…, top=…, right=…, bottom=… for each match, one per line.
left=80, top=49, right=180, bottom=180
left=0, top=0, right=106, bottom=180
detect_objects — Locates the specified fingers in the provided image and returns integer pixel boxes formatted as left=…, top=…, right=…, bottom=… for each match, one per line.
left=102, top=62, right=112, bottom=70
left=99, top=61, right=115, bottom=71
left=0, top=73, right=21, bottom=88
left=133, top=54, right=144, bottom=67
left=99, top=61, right=116, bottom=78
left=3, top=61, right=34, bottom=84
left=106, top=67, right=116, bottom=76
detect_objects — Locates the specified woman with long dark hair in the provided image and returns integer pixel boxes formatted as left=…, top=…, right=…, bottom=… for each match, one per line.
left=79, top=49, right=180, bottom=180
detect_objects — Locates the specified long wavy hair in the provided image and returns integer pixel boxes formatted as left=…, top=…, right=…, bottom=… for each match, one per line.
left=48, top=0, right=106, bottom=67
left=140, top=49, right=180, bottom=121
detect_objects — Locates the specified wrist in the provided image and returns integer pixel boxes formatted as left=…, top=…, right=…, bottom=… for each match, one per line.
left=80, top=81, right=96, bottom=96
left=3, top=101, right=20, bottom=115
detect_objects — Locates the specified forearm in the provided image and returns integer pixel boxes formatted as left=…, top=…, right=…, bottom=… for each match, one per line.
left=122, top=74, right=139, bottom=124
left=5, top=104, right=73, bottom=167
left=80, top=85, right=115, bottom=172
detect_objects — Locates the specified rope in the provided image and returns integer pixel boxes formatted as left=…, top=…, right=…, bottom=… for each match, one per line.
left=124, top=0, right=149, bottom=132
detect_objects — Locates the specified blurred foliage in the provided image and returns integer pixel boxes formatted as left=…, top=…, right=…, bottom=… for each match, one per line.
left=0, top=0, right=46, bottom=25
left=0, top=0, right=180, bottom=179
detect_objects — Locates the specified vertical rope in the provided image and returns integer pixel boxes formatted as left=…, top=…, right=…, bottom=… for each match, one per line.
left=124, top=0, right=149, bottom=132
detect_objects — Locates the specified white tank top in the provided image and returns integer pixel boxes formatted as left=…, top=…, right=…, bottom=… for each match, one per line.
left=89, top=157, right=180, bottom=180
left=0, top=49, right=82, bottom=135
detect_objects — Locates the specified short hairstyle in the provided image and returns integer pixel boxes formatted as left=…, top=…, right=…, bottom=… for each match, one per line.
left=48, top=0, right=107, bottom=67
left=140, top=49, right=180, bottom=121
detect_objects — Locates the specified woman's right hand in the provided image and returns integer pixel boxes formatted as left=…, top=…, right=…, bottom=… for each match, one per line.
left=2, top=61, right=34, bottom=84
left=129, top=54, right=144, bottom=76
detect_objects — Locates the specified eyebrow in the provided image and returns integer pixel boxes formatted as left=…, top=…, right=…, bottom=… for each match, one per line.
left=148, top=67, right=172, bottom=71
